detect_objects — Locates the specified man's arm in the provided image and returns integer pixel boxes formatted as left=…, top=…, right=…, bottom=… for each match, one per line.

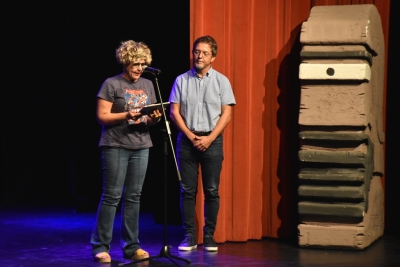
left=209, top=105, right=232, bottom=140
left=170, top=103, right=197, bottom=141
left=197, top=105, right=232, bottom=150
left=170, top=102, right=232, bottom=151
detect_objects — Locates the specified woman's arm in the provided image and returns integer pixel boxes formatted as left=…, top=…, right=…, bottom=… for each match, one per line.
left=96, top=98, right=141, bottom=126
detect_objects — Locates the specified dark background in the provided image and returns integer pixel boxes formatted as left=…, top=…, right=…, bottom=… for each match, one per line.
left=2, top=1, right=190, bottom=224
left=2, top=1, right=399, bottom=236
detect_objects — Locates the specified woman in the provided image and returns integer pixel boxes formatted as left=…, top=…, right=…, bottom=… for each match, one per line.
left=91, top=40, right=162, bottom=263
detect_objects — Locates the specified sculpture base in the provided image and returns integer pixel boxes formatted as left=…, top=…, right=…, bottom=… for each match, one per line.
left=298, top=176, right=384, bottom=250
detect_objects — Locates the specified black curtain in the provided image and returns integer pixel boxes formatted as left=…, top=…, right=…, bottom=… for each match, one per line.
left=384, top=0, right=400, bottom=238
left=2, top=1, right=189, bottom=219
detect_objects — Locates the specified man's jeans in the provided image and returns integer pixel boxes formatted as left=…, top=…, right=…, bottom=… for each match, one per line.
left=91, top=146, right=149, bottom=258
left=177, top=132, right=223, bottom=238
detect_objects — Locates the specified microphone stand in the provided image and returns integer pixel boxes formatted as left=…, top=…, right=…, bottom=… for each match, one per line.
left=119, top=71, right=190, bottom=267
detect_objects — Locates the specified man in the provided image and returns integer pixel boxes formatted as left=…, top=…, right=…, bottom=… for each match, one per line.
left=169, top=35, right=236, bottom=252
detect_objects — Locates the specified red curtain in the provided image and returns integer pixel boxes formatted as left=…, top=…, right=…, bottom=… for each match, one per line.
left=190, top=0, right=391, bottom=242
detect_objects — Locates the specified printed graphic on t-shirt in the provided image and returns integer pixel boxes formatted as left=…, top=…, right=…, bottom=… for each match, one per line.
left=125, top=89, right=149, bottom=125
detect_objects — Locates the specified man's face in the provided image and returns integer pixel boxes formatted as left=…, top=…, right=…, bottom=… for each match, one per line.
left=124, top=59, right=146, bottom=82
left=193, top=43, right=215, bottom=72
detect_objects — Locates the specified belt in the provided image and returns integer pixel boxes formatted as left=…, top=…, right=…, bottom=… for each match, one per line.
left=192, top=131, right=212, bottom=136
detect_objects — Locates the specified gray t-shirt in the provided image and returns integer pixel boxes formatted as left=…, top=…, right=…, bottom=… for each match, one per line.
left=97, top=74, right=157, bottom=149
left=169, top=67, right=236, bottom=132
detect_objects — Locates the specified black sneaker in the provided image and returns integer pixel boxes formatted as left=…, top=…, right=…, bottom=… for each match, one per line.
left=178, top=236, right=197, bottom=251
left=203, top=236, right=218, bottom=251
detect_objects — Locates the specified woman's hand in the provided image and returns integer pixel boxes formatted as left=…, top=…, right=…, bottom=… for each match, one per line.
left=126, top=109, right=142, bottom=121
left=147, top=108, right=162, bottom=125
left=149, top=109, right=162, bottom=119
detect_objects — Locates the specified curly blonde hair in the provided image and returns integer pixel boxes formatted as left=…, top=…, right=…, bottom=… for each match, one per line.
left=116, top=40, right=152, bottom=66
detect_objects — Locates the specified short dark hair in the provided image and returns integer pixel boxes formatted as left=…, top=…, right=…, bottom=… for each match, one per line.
left=193, top=35, right=217, bottom=57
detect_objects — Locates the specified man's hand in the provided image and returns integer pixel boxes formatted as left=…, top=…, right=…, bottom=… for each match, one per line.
left=193, top=135, right=212, bottom=152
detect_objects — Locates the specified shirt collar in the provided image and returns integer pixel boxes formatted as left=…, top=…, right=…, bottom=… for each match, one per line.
left=191, top=66, right=214, bottom=78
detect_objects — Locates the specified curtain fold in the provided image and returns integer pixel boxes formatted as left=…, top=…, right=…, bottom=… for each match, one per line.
left=190, top=0, right=390, bottom=242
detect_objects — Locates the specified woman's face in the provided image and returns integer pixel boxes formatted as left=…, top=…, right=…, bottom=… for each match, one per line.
left=124, top=59, right=146, bottom=82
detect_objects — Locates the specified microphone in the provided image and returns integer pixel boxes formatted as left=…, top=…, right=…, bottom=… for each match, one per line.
left=143, top=66, right=161, bottom=74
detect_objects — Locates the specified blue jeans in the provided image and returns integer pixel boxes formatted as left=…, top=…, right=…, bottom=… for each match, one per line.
left=177, top=132, right=224, bottom=238
left=91, top=146, right=149, bottom=258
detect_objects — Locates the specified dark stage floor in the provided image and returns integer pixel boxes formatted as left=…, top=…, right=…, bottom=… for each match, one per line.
left=1, top=207, right=399, bottom=267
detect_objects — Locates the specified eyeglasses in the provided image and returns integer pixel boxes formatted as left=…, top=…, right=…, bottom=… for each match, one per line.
left=131, top=63, right=147, bottom=68
left=192, top=50, right=212, bottom=57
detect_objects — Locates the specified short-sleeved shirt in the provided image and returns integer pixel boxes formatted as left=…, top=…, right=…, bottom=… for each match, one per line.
left=169, top=67, right=236, bottom=132
left=97, top=74, right=156, bottom=149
